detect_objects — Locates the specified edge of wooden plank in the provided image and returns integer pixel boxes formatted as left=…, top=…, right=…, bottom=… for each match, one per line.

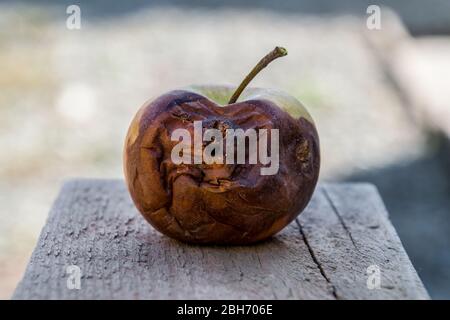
left=297, top=182, right=429, bottom=300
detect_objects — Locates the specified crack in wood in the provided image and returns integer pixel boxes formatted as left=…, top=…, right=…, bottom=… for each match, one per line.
left=322, top=187, right=360, bottom=252
left=295, top=218, right=339, bottom=300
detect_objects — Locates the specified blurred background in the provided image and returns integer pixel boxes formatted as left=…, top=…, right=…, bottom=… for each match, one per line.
left=1, top=0, right=449, bottom=299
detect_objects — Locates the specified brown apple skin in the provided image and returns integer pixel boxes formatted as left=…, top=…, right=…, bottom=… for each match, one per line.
left=124, top=89, right=320, bottom=244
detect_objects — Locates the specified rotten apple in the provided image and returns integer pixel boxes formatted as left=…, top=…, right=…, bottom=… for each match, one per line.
left=124, top=47, right=320, bottom=244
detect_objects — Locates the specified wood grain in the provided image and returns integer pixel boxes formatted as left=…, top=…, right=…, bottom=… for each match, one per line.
left=13, top=179, right=429, bottom=299
left=298, top=184, right=429, bottom=299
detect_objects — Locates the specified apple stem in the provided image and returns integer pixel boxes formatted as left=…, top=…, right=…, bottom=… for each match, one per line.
left=228, top=46, right=288, bottom=104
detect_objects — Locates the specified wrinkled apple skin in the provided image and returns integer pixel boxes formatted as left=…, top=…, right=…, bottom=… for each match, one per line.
left=124, top=86, right=320, bottom=244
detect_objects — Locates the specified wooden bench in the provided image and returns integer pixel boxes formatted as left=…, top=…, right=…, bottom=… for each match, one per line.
left=13, top=179, right=429, bottom=299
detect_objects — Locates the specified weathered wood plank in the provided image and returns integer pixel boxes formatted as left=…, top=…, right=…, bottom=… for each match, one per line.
left=13, top=179, right=428, bottom=300
left=297, top=183, right=429, bottom=299
left=12, top=179, right=333, bottom=300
